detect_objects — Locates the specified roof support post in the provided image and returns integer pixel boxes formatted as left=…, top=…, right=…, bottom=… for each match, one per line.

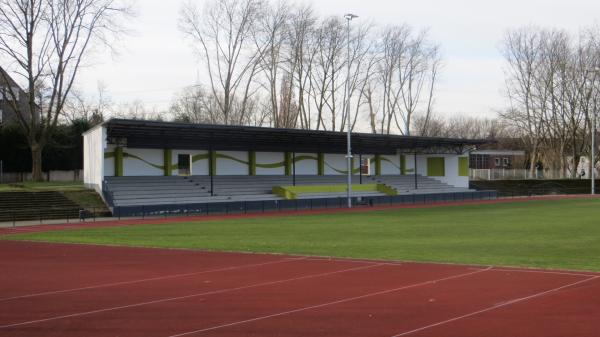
left=292, top=152, right=296, bottom=186
left=114, top=147, right=123, bottom=177
left=359, top=154, right=362, bottom=184
left=414, top=152, right=418, bottom=190
left=209, top=149, right=216, bottom=196
left=248, top=151, right=256, bottom=176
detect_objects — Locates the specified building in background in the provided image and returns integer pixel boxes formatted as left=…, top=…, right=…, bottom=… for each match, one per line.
left=0, top=66, right=38, bottom=126
left=469, top=150, right=527, bottom=170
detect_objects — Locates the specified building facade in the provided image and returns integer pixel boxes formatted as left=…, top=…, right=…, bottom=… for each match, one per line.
left=83, top=119, right=484, bottom=194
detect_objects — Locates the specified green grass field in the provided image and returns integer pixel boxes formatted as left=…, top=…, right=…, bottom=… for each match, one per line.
left=0, top=181, right=85, bottom=192
left=5, top=198, right=600, bottom=271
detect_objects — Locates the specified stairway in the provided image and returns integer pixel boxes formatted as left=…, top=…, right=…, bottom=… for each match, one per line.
left=0, top=191, right=81, bottom=222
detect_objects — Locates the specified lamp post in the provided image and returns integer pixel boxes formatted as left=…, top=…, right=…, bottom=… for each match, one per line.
left=590, top=67, right=600, bottom=195
left=344, top=13, right=358, bottom=208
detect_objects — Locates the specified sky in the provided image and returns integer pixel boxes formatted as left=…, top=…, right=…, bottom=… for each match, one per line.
left=76, top=0, right=600, bottom=120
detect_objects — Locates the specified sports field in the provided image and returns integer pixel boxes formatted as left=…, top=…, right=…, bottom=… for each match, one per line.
left=6, top=198, right=600, bottom=271
left=2, top=197, right=600, bottom=337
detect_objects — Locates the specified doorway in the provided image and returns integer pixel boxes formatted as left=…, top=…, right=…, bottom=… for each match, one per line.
left=178, top=154, right=192, bottom=176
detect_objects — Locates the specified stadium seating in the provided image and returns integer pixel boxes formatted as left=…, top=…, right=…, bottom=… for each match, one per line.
left=103, top=174, right=472, bottom=207
left=367, top=175, right=473, bottom=194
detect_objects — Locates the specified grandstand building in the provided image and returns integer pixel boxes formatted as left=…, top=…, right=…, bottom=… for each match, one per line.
left=83, top=119, right=492, bottom=216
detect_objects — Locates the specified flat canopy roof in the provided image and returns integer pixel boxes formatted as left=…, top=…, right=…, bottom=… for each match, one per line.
left=104, top=119, right=489, bottom=155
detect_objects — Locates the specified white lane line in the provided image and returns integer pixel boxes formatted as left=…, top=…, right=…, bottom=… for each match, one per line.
left=0, top=263, right=382, bottom=329
left=166, top=266, right=494, bottom=337
left=0, top=257, right=308, bottom=302
left=487, top=267, right=596, bottom=277
left=296, top=257, right=599, bottom=277
left=390, top=275, right=600, bottom=337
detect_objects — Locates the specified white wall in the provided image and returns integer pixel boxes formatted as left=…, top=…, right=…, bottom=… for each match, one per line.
left=82, top=125, right=105, bottom=192
left=123, top=148, right=163, bottom=176
left=216, top=151, right=247, bottom=175
left=324, top=153, right=358, bottom=175
left=380, top=154, right=401, bottom=175
left=415, top=154, right=469, bottom=188
left=256, top=152, right=285, bottom=175
left=294, top=153, right=318, bottom=175
left=435, top=155, right=469, bottom=188
left=104, top=144, right=115, bottom=177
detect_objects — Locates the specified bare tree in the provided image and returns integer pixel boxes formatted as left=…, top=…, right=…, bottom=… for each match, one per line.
left=0, top=0, right=131, bottom=180
left=180, top=0, right=264, bottom=125
left=63, top=81, right=111, bottom=124
left=375, top=25, right=439, bottom=135
left=500, top=26, right=600, bottom=177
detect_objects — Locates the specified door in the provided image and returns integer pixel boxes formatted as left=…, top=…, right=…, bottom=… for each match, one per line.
left=178, top=154, right=191, bottom=176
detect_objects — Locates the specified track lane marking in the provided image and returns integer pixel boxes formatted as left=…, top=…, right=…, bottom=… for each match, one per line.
left=390, top=275, right=600, bottom=336
left=166, top=266, right=493, bottom=337
left=0, top=262, right=382, bottom=329
left=0, top=257, right=308, bottom=302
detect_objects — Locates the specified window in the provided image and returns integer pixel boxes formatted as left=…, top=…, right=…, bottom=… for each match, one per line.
left=0, top=108, right=3, bottom=124
left=503, top=157, right=510, bottom=167
left=0, top=87, right=19, bottom=101
left=360, top=158, right=370, bottom=175
left=494, top=158, right=501, bottom=167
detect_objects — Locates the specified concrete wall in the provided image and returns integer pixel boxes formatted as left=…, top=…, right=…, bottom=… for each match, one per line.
left=256, top=152, right=285, bottom=175
left=82, top=125, right=105, bottom=191
left=294, top=153, right=318, bottom=175
left=413, top=154, right=469, bottom=188
left=216, top=151, right=247, bottom=175
left=123, top=148, right=163, bottom=176
left=90, top=141, right=468, bottom=188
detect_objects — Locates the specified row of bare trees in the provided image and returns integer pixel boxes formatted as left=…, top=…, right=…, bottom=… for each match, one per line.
left=0, top=0, right=131, bottom=180
left=176, top=0, right=440, bottom=135
left=500, top=26, right=600, bottom=177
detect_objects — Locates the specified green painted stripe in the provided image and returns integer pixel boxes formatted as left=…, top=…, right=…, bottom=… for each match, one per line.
left=459, top=157, right=469, bottom=177
left=164, top=149, right=172, bottom=176
left=318, top=153, right=325, bottom=176
left=324, top=161, right=361, bottom=174
left=374, top=155, right=382, bottom=175
left=284, top=152, right=292, bottom=176
left=427, top=157, right=445, bottom=177
left=114, top=147, right=124, bottom=177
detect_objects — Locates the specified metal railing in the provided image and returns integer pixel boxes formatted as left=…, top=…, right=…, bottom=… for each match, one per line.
left=470, top=169, right=590, bottom=180
left=0, top=206, right=105, bottom=227
left=1, top=191, right=499, bottom=226
left=110, top=191, right=498, bottom=218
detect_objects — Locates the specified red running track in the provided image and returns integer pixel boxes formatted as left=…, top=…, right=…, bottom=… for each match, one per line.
left=1, top=240, right=599, bottom=337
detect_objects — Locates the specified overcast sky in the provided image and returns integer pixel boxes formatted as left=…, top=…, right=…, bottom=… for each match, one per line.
left=76, top=0, right=600, bottom=119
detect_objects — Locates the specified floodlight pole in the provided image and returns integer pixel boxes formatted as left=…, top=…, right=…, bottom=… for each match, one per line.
left=593, top=104, right=596, bottom=195
left=590, top=67, right=600, bottom=195
left=344, top=13, right=358, bottom=208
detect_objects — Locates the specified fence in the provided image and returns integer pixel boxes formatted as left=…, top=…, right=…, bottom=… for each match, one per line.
left=0, top=206, right=106, bottom=226
left=0, top=169, right=83, bottom=183
left=1, top=191, right=498, bottom=225
left=469, top=169, right=588, bottom=180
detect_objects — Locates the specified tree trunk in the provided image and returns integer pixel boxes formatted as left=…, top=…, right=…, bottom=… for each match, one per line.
left=30, top=142, right=44, bottom=182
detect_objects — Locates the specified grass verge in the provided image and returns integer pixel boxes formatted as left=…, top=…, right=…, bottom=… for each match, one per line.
left=5, top=198, right=600, bottom=271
